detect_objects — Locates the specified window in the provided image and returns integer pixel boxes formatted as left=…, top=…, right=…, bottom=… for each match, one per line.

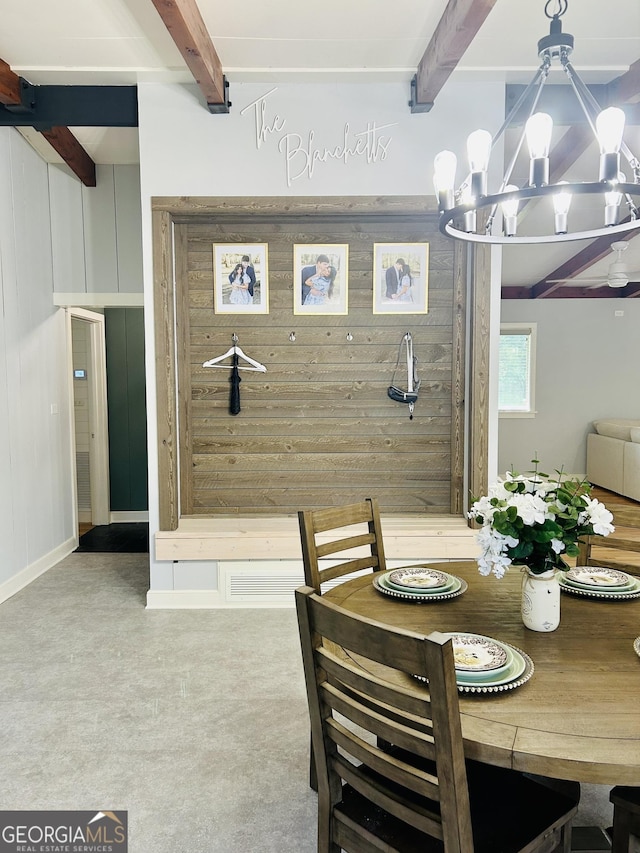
left=499, top=324, right=536, bottom=416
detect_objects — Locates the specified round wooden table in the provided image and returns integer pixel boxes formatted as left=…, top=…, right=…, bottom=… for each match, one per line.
left=326, top=561, right=640, bottom=785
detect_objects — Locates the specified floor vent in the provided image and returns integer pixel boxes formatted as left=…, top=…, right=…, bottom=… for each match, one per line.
left=222, top=562, right=304, bottom=605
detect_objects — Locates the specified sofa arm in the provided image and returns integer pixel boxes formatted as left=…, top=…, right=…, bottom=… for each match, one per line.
left=586, top=433, right=624, bottom=494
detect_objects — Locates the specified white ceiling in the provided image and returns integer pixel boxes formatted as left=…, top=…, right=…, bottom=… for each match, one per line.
left=2, top=0, right=640, bottom=290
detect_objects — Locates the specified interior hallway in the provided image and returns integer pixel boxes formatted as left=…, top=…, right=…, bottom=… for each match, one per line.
left=0, top=551, right=616, bottom=851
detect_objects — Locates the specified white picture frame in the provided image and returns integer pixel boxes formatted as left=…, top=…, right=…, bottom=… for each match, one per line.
left=213, top=244, right=269, bottom=314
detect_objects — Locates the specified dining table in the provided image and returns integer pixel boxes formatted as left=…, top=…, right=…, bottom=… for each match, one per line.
left=325, top=561, right=640, bottom=786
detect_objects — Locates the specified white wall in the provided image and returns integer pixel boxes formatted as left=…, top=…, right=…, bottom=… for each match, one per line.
left=50, top=163, right=143, bottom=296
left=499, top=298, right=640, bottom=477
left=137, top=79, right=506, bottom=591
left=0, top=128, right=77, bottom=595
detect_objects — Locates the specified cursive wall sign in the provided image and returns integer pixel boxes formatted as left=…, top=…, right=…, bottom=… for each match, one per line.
left=240, top=88, right=396, bottom=187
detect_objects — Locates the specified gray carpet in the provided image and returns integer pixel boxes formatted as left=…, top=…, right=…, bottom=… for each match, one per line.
left=0, top=552, right=613, bottom=851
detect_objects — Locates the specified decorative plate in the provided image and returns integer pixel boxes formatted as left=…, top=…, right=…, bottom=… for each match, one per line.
left=444, top=633, right=508, bottom=672
left=634, top=637, right=640, bottom=659
left=387, top=567, right=451, bottom=590
left=379, top=574, right=461, bottom=597
left=413, top=644, right=534, bottom=694
left=566, top=567, right=631, bottom=587
left=562, top=575, right=636, bottom=593
left=373, top=574, right=467, bottom=602
left=558, top=574, right=640, bottom=600
left=384, top=573, right=457, bottom=594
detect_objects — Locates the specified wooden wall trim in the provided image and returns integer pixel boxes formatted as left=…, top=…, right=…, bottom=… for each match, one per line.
left=153, top=209, right=179, bottom=530
left=151, top=195, right=439, bottom=217
left=175, top=224, right=194, bottom=515
left=468, top=241, right=492, bottom=507
left=450, top=241, right=467, bottom=514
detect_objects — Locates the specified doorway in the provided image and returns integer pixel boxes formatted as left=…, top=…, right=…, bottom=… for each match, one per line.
left=68, top=308, right=110, bottom=533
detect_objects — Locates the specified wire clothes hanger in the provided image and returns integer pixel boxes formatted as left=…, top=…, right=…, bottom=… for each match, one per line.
left=202, top=334, right=267, bottom=372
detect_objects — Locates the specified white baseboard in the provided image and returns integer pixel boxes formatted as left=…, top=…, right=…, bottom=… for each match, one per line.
left=110, top=511, right=149, bottom=523
left=0, top=536, right=77, bottom=606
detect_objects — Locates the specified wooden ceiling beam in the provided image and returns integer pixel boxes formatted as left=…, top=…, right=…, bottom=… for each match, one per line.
left=0, top=56, right=96, bottom=187
left=149, top=0, right=229, bottom=112
left=411, top=0, right=498, bottom=111
left=503, top=283, right=639, bottom=299
left=0, top=58, right=22, bottom=105
left=40, top=127, right=96, bottom=187
left=529, top=222, right=640, bottom=298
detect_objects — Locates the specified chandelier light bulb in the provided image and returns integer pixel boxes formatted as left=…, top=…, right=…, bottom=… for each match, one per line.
left=553, top=182, right=572, bottom=234
left=501, top=185, right=520, bottom=236
left=596, top=107, right=626, bottom=154
left=597, top=107, right=626, bottom=181
left=433, top=150, right=457, bottom=210
left=466, top=129, right=491, bottom=198
left=525, top=112, right=553, bottom=159
left=466, top=129, right=492, bottom=172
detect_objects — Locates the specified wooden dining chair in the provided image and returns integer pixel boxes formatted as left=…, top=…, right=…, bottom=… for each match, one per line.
left=298, top=498, right=389, bottom=593
left=295, top=584, right=580, bottom=853
left=609, top=786, right=640, bottom=852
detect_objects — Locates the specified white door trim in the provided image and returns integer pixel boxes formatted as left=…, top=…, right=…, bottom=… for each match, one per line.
left=66, top=307, right=111, bottom=526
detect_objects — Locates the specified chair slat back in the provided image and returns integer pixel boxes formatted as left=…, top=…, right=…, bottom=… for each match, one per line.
left=578, top=528, right=640, bottom=576
left=295, top=585, right=474, bottom=853
left=298, top=498, right=387, bottom=592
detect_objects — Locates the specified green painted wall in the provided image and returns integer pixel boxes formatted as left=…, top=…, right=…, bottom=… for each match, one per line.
left=105, top=307, right=148, bottom=511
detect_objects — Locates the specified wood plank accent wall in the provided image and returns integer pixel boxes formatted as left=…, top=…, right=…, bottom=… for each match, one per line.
left=153, top=197, right=470, bottom=524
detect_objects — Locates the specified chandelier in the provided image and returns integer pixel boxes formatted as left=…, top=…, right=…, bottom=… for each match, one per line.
left=433, top=0, right=640, bottom=244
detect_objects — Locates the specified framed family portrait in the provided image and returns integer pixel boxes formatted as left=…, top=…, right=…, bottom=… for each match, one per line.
left=213, top=244, right=269, bottom=314
left=294, top=244, right=349, bottom=315
left=372, top=243, right=429, bottom=315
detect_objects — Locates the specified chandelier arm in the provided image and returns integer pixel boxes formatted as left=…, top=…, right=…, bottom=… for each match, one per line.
left=562, top=61, right=601, bottom=140
left=500, top=65, right=550, bottom=192
left=565, top=60, right=640, bottom=180
left=490, top=62, right=549, bottom=156
left=483, top=65, right=551, bottom=234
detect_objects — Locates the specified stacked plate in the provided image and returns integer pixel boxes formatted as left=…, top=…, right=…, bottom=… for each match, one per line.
left=558, top=566, right=640, bottom=600
left=414, top=632, right=534, bottom=694
left=373, top=566, right=467, bottom=602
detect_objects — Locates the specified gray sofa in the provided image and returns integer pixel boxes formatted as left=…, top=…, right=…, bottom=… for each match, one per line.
left=586, top=418, right=640, bottom=502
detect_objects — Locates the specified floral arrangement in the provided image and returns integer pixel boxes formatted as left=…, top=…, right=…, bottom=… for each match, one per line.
left=468, top=460, right=615, bottom=578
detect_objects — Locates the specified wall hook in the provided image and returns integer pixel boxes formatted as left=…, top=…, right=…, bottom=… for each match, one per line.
left=289, top=331, right=296, bottom=342
left=346, top=332, right=353, bottom=341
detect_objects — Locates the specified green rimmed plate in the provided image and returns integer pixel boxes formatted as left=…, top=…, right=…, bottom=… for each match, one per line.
left=373, top=573, right=467, bottom=602
left=413, top=642, right=534, bottom=694
left=558, top=574, right=640, bottom=600
left=387, top=567, right=451, bottom=591
left=384, top=572, right=457, bottom=594
left=566, top=566, right=632, bottom=588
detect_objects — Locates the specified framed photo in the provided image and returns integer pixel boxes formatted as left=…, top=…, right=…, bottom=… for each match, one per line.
left=213, top=244, right=269, bottom=314
left=373, top=243, right=429, bottom=314
left=294, top=244, right=349, bottom=315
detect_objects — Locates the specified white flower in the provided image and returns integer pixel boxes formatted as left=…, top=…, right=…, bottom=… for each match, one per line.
left=511, top=492, right=549, bottom=526
left=468, top=495, right=496, bottom=520
left=580, top=497, right=615, bottom=536
left=550, top=538, right=565, bottom=554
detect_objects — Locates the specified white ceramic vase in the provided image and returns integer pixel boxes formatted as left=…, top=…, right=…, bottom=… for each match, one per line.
left=521, top=567, right=561, bottom=632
